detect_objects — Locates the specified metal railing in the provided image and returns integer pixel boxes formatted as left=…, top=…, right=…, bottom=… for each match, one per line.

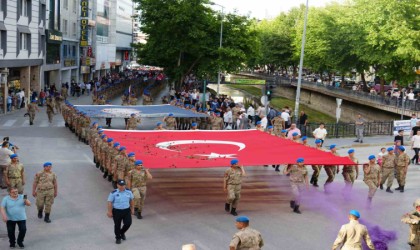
left=302, top=121, right=394, bottom=138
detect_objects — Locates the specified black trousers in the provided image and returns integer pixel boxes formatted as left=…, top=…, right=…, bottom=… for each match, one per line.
left=112, top=208, right=132, bottom=240
left=413, top=148, right=420, bottom=163
left=7, top=220, right=26, bottom=245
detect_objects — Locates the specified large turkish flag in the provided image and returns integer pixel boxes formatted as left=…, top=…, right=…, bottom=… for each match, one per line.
left=102, top=130, right=356, bottom=169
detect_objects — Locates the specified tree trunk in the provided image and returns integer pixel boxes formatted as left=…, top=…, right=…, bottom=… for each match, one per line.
left=361, top=72, right=369, bottom=92
left=380, top=77, right=385, bottom=96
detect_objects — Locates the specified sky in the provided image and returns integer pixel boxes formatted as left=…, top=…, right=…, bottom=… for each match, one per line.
left=209, top=0, right=342, bottom=19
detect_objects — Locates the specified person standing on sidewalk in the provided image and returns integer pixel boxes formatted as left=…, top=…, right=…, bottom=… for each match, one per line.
left=411, top=130, right=420, bottom=165
left=107, top=180, right=134, bottom=244
left=354, top=114, right=365, bottom=143
left=312, top=123, right=327, bottom=146
left=1, top=187, right=31, bottom=249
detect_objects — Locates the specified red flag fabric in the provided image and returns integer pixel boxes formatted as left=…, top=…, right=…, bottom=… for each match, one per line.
left=102, top=130, right=356, bottom=169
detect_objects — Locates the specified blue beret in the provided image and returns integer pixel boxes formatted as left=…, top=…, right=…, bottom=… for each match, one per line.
left=184, top=104, right=189, bottom=108
left=31, top=100, right=37, bottom=103
left=267, top=126, right=273, bottom=129
left=281, top=129, right=287, bottom=133
left=128, top=152, right=135, bottom=157
left=191, top=123, right=197, bottom=127
left=215, top=112, right=221, bottom=116
left=101, top=135, right=106, bottom=139
left=135, top=160, right=143, bottom=165
left=368, top=155, right=376, bottom=160
left=348, top=149, right=355, bottom=154
left=10, top=154, right=18, bottom=159
left=297, top=157, right=304, bottom=163
left=301, top=136, right=307, bottom=141
left=168, top=113, right=173, bottom=116
left=330, top=144, right=336, bottom=149
left=292, top=132, right=299, bottom=136
left=119, top=146, right=126, bottom=151
left=113, top=142, right=120, bottom=147
left=156, top=122, right=162, bottom=126
left=43, top=162, right=52, bottom=167
left=92, top=122, right=97, bottom=126
left=98, top=126, right=103, bottom=129
left=349, top=210, right=360, bottom=218
left=387, top=147, right=394, bottom=151
left=256, top=121, right=261, bottom=125
left=231, top=159, right=239, bottom=165
left=98, top=130, right=104, bottom=134
left=315, top=139, right=322, bottom=144
left=107, top=138, right=113, bottom=143
left=236, top=216, right=249, bottom=223
left=131, top=113, right=135, bottom=116
left=277, top=112, right=282, bottom=116
left=399, top=146, right=405, bottom=151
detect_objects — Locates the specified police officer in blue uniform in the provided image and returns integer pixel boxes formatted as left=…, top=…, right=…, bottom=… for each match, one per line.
left=107, top=179, right=134, bottom=244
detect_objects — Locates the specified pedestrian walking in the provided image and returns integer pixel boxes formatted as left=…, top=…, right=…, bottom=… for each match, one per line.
left=127, top=160, right=152, bottom=219
left=324, top=144, right=339, bottom=193
left=32, top=162, right=58, bottom=223
left=107, top=180, right=134, bottom=244
left=411, top=130, right=420, bottom=165
left=380, top=147, right=396, bottom=193
left=0, top=141, right=15, bottom=189
left=298, top=111, right=308, bottom=136
left=401, top=199, right=420, bottom=249
left=283, top=158, right=308, bottom=214
left=342, top=149, right=358, bottom=191
left=395, top=146, right=410, bottom=192
left=229, top=216, right=264, bottom=250
left=224, top=159, right=246, bottom=216
left=1, top=187, right=31, bottom=249
left=332, top=210, right=375, bottom=250
left=363, top=155, right=380, bottom=205
left=4, top=154, right=25, bottom=194
left=310, top=139, right=324, bottom=187
left=354, top=114, right=365, bottom=143
left=46, top=97, right=55, bottom=123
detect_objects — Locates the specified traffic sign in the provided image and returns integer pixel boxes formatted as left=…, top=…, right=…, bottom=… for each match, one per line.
left=261, top=95, right=269, bottom=106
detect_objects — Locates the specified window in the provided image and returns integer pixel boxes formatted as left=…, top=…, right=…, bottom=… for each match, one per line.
left=21, top=33, right=28, bottom=50
left=72, top=22, right=76, bottom=37
left=73, top=0, right=77, bottom=12
left=64, top=0, right=68, bottom=10
left=1, top=0, right=7, bottom=17
left=0, top=31, right=5, bottom=56
left=63, top=44, right=67, bottom=57
left=62, top=19, right=68, bottom=35
left=39, top=4, right=46, bottom=25
left=21, top=0, right=28, bottom=17
left=72, top=45, right=76, bottom=57
left=39, top=34, right=45, bottom=56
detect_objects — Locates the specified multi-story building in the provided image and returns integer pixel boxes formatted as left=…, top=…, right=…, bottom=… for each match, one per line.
left=0, top=0, right=46, bottom=113
left=132, top=2, right=146, bottom=45
left=115, top=0, right=133, bottom=71
left=44, top=0, right=62, bottom=90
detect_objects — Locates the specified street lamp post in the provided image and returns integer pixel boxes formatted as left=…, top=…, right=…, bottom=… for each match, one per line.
left=293, top=0, right=309, bottom=123
left=209, top=1, right=224, bottom=97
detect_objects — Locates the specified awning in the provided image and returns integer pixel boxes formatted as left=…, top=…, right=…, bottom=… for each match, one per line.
left=101, top=130, right=356, bottom=168
left=0, top=22, right=6, bottom=31
left=74, top=104, right=208, bottom=118
left=17, top=25, right=31, bottom=34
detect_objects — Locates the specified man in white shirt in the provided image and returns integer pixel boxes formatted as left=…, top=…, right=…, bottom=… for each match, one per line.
left=410, top=113, right=418, bottom=129
left=0, top=142, right=15, bottom=189
left=260, top=114, right=268, bottom=130
left=281, top=110, right=290, bottom=129
left=247, top=105, right=255, bottom=125
left=224, top=108, right=233, bottom=129
left=86, top=82, right=91, bottom=96
left=312, top=123, right=328, bottom=146
left=407, top=90, right=415, bottom=100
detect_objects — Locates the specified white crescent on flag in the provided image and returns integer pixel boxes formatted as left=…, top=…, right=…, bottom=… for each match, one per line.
left=155, top=140, right=246, bottom=152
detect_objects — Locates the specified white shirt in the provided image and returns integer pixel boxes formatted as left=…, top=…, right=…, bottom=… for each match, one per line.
left=247, top=106, right=255, bottom=116
left=224, top=111, right=232, bottom=123
left=256, top=106, right=265, bottom=116
left=281, top=112, right=290, bottom=122
left=260, top=117, right=268, bottom=129
left=86, top=83, right=91, bottom=90
left=412, top=135, right=420, bottom=148
left=407, top=93, right=415, bottom=100
left=313, top=128, right=328, bottom=140
left=410, top=118, right=418, bottom=128
left=0, top=147, right=13, bottom=165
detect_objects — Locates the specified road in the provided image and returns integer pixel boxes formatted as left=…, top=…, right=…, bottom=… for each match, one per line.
left=0, top=92, right=418, bottom=249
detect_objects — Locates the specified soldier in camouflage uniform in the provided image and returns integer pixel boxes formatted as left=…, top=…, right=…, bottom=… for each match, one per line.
left=224, top=159, right=246, bottom=216
left=86, top=122, right=99, bottom=146
left=163, top=113, right=177, bottom=130
left=94, top=133, right=106, bottom=169
left=46, top=97, right=55, bottom=123
left=266, top=126, right=275, bottom=135
left=106, top=142, right=120, bottom=182
left=99, top=137, right=112, bottom=173
left=284, top=158, right=308, bottom=214
left=380, top=147, right=396, bottom=193
left=342, top=149, right=359, bottom=191
left=61, top=85, right=68, bottom=100
left=255, top=121, right=264, bottom=132
left=190, top=122, right=198, bottom=130
left=121, top=95, right=129, bottom=106
left=112, top=147, right=129, bottom=188
left=230, top=216, right=264, bottom=250
left=126, top=114, right=141, bottom=130
left=363, top=155, right=381, bottom=205
left=4, top=154, right=25, bottom=194
left=27, top=100, right=40, bottom=125
left=102, top=138, right=115, bottom=179
left=401, top=199, right=420, bottom=250
left=129, top=94, right=138, bottom=106
left=127, top=160, right=153, bottom=219
left=32, top=162, right=58, bottom=223
left=395, top=146, right=410, bottom=193
left=271, top=112, right=284, bottom=136
left=212, top=112, right=224, bottom=130
left=154, top=122, right=165, bottom=130
left=310, top=139, right=324, bottom=187
left=54, top=94, right=64, bottom=114
left=231, top=104, right=241, bottom=130
left=324, top=144, right=339, bottom=193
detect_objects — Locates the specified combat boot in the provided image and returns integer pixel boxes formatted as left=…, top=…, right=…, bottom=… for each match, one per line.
left=107, top=174, right=113, bottom=182
left=386, top=187, right=393, bottom=193
left=290, top=200, right=295, bottom=209
left=38, top=210, right=43, bottom=219
left=103, top=171, right=108, bottom=179
left=395, top=186, right=401, bottom=190
left=400, top=186, right=405, bottom=192
left=380, top=184, right=383, bottom=190
left=93, top=157, right=97, bottom=164
left=230, top=208, right=238, bottom=216
left=137, top=211, right=143, bottom=219
left=313, top=180, right=319, bottom=187
left=225, top=203, right=230, bottom=212
left=309, top=176, right=314, bottom=184
left=44, top=213, right=51, bottom=223
left=96, top=162, right=100, bottom=168
left=293, top=205, right=301, bottom=214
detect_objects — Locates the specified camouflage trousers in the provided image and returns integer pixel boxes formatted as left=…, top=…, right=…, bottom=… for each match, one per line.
left=408, top=224, right=420, bottom=249
left=342, top=171, right=356, bottom=192
left=381, top=167, right=395, bottom=188
left=166, top=126, right=176, bottom=130
left=364, top=180, right=378, bottom=198
left=81, top=128, right=87, bottom=139
left=36, top=188, right=55, bottom=213
left=324, top=166, right=336, bottom=184
left=312, top=165, right=322, bottom=182
left=396, top=166, right=407, bottom=186
left=29, top=112, right=36, bottom=123
left=8, top=178, right=24, bottom=194
left=291, top=182, right=305, bottom=205
left=226, top=184, right=241, bottom=208
left=47, top=111, right=54, bottom=123
left=132, top=186, right=147, bottom=211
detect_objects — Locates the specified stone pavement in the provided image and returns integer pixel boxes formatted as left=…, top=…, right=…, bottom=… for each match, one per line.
left=0, top=89, right=419, bottom=249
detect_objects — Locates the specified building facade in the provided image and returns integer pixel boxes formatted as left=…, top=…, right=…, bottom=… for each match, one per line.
left=0, top=0, right=46, bottom=113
